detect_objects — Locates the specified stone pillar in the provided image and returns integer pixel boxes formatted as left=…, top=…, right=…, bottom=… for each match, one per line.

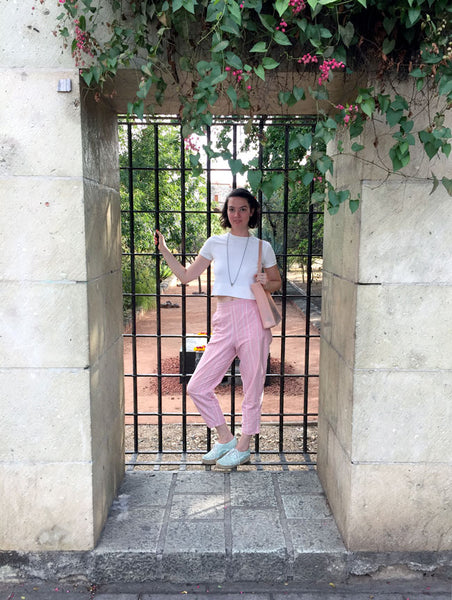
left=317, top=86, right=452, bottom=551
left=0, top=2, right=124, bottom=550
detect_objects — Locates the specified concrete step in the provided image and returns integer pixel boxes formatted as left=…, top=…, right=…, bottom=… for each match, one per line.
left=2, top=471, right=451, bottom=585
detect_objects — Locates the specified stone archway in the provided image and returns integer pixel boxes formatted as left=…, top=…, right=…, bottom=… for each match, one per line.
left=1, top=1, right=451, bottom=553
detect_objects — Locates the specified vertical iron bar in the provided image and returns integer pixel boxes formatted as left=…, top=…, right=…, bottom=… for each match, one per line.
left=278, top=124, right=290, bottom=452
left=155, top=122, right=163, bottom=453
left=206, top=125, right=213, bottom=452
left=255, top=115, right=266, bottom=456
left=180, top=125, right=188, bottom=453
left=127, top=123, right=139, bottom=454
left=303, top=159, right=315, bottom=453
left=230, top=121, right=237, bottom=436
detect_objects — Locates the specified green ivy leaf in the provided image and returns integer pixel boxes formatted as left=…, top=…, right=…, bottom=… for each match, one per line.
left=259, top=13, right=276, bottom=32
left=212, top=40, right=229, bottom=53
left=262, top=57, right=280, bottom=69
left=227, top=0, right=242, bottom=25
left=338, top=22, right=354, bottom=47
left=386, top=107, right=404, bottom=128
left=226, top=85, right=237, bottom=108
left=273, top=30, right=292, bottom=46
left=409, top=67, right=424, bottom=78
left=430, top=173, right=439, bottom=196
left=189, top=152, right=201, bottom=168
left=229, top=158, right=245, bottom=175
left=254, top=65, right=265, bottom=80
left=248, top=169, right=262, bottom=190
left=81, top=70, right=93, bottom=86
left=129, top=99, right=144, bottom=120
left=407, top=6, right=421, bottom=27
left=349, top=118, right=364, bottom=139
left=250, top=42, right=267, bottom=52
left=271, top=173, right=285, bottom=190
left=303, top=171, right=314, bottom=185
left=316, top=154, right=333, bottom=175
left=206, top=1, right=225, bottom=21
left=293, top=86, right=305, bottom=101
left=278, top=91, right=292, bottom=105
left=351, top=142, right=364, bottom=152
left=311, top=190, right=325, bottom=205
left=299, top=132, right=312, bottom=149
left=442, top=177, right=452, bottom=197
left=360, top=97, right=375, bottom=118
left=328, top=188, right=349, bottom=208
left=226, top=52, right=243, bottom=70
left=275, top=0, right=289, bottom=16
left=349, top=197, right=360, bottom=213
left=383, top=16, right=396, bottom=35
left=220, top=17, right=240, bottom=36
left=262, top=179, right=276, bottom=199
left=439, top=76, right=452, bottom=99
left=382, top=37, right=395, bottom=56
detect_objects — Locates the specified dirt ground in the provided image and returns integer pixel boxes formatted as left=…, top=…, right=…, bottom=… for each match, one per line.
left=123, top=281, right=320, bottom=429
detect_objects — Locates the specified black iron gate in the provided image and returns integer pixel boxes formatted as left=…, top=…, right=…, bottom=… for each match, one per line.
left=120, top=115, right=323, bottom=470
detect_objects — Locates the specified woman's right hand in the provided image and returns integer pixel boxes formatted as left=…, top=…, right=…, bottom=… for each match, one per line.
left=154, top=230, right=166, bottom=251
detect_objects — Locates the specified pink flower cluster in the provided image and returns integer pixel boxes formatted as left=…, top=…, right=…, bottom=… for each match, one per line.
left=298, top=54, right=345, bottom=85
left=225, top=66, right=244, bottom=82
left=298, top=53, right=319, bottom=65
left=276, top=19, right=288, bottom=32
left=313, top=176, right=323, bottom=183
left=289, top=0, right=306, bottom=15
left=184, top=136, right=199, bottom=153
left=225, top=67, right=251, bottom=89
left=318, top=58, right=345, bottom=85
left=72, top=19, right=94, bottom=65
left=335, top=103, right=359, bottom=125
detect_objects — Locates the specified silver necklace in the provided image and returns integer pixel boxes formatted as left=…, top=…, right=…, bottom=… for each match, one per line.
left=226, top=233, right=250, bottom=286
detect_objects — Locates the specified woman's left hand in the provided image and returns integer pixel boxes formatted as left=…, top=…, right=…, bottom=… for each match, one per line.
left=255, top=272, right=268, bottom=287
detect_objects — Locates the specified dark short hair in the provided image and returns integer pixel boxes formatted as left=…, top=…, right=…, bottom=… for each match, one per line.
left=220, top=188, right=260, bottom=229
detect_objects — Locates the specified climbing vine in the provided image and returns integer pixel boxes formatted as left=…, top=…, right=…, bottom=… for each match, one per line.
left=53, top=0, right=452, bottom=213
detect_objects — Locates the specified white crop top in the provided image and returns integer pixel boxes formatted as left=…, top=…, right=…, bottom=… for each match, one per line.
left=199, top=233, right=277, bottom=300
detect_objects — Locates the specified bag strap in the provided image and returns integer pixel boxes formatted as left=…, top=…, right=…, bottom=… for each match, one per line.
left=257, top=239, right=263, bottom=273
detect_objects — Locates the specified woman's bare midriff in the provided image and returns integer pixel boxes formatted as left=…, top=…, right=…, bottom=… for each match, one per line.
left=216, top=295, right=238, bottom=303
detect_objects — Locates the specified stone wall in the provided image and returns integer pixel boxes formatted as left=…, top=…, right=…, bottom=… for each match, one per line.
left=317, top=84, right=452, bottom=551
left=0, top=1, right=124, bottom=551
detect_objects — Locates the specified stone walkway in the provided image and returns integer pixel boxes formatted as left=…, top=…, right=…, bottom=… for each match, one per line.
left=2, top=470, right=451, bottom=589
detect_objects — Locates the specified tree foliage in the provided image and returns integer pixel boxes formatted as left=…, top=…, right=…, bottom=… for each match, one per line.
left=119, top=123, right=218, bottom=313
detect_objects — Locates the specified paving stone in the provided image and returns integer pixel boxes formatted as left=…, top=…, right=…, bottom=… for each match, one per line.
left=289, top=518, right=346, bottom=552
left=174, top=471, right=225, bottom=494
left=95, top=507, right=164, bottom=552
left=170, top=493, right=226, bottom=520
left=114, top=472, right=173, bottom=508
left=229, top=472, right=277, bottom=508
left=282, top=494, right=332, bottom=519
left=275, top=471, right=323, bottom=495
left=164, top=520, right=225, bottom=553
left=231, top=509, right=286, bottom=553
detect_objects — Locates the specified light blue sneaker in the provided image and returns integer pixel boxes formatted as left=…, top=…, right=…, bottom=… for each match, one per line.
left=202, top=438, right=237, bottom=465
left=216, top=448, right=251, bottom=471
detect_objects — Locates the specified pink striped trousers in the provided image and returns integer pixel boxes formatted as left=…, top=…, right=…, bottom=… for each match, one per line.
left=187, top=298, right=272, bottom=435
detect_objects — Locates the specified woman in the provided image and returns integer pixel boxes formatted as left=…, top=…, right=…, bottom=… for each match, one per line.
left=154, top=188, right=282, bottom=470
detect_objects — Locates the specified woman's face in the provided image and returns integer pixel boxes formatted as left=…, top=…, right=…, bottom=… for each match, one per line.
left=227, top=196, right=254, bottom=230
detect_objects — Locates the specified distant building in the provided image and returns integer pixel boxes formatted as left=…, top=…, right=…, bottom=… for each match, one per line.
left=210, top=181, right=231, bottom=211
